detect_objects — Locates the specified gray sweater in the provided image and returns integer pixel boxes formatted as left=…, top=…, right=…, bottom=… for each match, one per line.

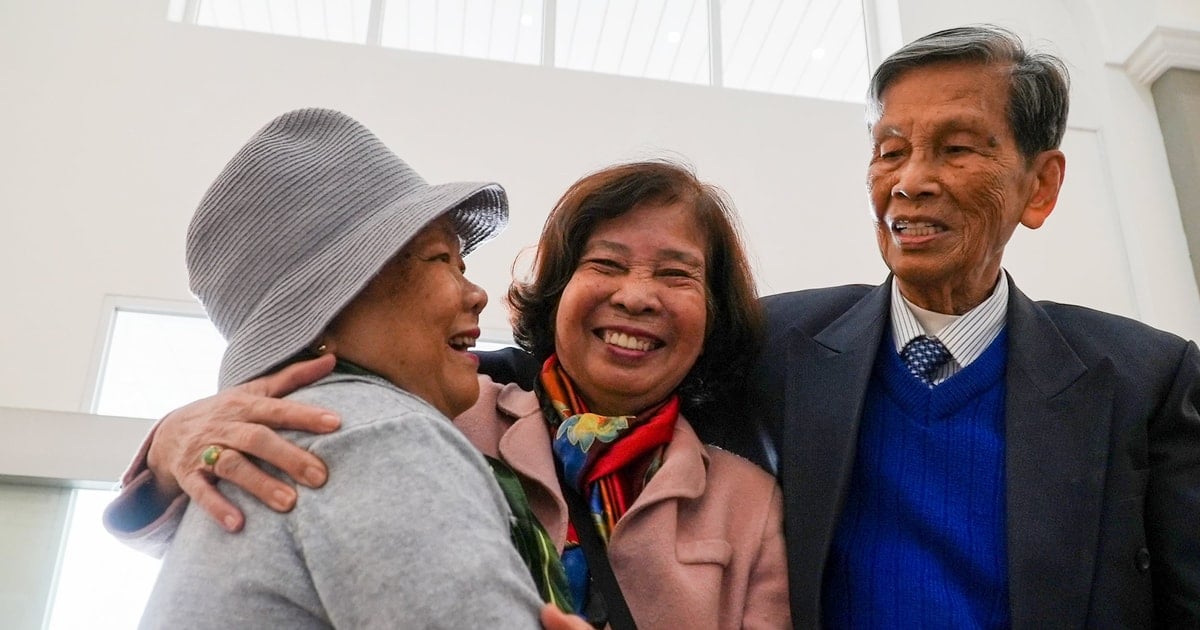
left=139, top=372, right=544, bottom=629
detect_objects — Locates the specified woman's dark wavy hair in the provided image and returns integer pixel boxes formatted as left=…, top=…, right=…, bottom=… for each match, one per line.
left=508, top=159, right=763, bottom=415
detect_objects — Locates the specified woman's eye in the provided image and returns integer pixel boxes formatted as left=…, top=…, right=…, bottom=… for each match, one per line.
left=585, top=258, right=623, bottom=270
left=424, top=252, right=454, bottom=264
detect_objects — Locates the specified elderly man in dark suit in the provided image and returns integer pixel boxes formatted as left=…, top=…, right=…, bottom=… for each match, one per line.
left=730, top=24, right=1200, bottom=628
left=105, top=24, right=1198, bottom=630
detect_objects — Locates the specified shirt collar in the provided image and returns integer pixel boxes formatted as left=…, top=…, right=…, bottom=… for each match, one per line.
left=890, top=270, right=1009, bottom=369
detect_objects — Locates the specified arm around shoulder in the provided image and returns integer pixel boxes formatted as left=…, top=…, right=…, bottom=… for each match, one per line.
left=101, top=424, right=187, bottom=558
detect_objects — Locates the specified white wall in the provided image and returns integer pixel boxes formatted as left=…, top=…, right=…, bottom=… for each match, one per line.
left=1088, top=0, right=1200, bottom=63
left=1, top=0, right=1199, bottom=625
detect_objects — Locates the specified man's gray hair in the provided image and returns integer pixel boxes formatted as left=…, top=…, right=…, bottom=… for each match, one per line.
left=867, top=24, right=1070, bottom=160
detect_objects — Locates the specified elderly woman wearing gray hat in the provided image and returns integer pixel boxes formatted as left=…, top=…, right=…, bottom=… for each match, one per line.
left=130, top=108, right=572, bottom=629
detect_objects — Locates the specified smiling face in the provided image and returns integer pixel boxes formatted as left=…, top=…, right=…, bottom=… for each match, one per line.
left=325, top=217, right=488, bottom=418
left=553, top=200, right=709, bottom=416
left=868, top=61, right=1064, bottom=314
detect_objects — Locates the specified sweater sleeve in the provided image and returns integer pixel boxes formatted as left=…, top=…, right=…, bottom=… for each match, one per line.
left=101, top=421, right=186, bottom=558
left=292, top=406, right=544, bottom=628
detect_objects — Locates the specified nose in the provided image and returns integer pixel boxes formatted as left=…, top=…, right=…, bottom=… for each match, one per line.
left=464, top=276, right=487, bottom=315
left=891, top=151, right=940, bottom=200
left=610, top=273, right=660, bottom=315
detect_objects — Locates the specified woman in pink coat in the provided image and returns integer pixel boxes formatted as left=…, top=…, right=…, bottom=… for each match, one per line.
left=456, top=160, right=788, bottom=628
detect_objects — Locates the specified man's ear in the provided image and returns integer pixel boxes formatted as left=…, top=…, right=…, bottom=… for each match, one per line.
left=1020, top=149, right=1066, bottom=230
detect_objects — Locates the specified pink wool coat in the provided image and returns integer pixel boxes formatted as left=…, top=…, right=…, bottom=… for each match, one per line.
left=457, top=376, right=791, bottom=630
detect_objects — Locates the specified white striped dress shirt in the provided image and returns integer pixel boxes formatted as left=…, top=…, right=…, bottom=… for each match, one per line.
left=890, top=270, right=1009, bottom=385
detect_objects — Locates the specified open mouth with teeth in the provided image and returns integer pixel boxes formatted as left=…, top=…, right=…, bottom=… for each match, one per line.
left=448, top=335, right=477, bottom=351
left=601, top=329, right=662, bottom=352
left=892, top=219, right=946, bottom=237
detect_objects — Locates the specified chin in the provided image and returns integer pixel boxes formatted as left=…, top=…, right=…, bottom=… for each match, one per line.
left=448, top=385, right=480, bottom=417
left=888, top=258, right=938, bottom=281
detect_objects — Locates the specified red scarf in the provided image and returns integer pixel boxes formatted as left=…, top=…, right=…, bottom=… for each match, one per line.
left=538, top=354, right=679, bottom=539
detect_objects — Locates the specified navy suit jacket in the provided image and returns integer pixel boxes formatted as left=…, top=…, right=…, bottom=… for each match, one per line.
left=727, top=277, right=1200, bottom=629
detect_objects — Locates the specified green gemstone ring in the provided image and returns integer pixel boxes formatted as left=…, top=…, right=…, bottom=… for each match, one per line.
left=201, top=445, right=224, bottom=468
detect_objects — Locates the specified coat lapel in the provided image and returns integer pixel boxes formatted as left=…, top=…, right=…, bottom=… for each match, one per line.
left=494, top=385, right=572, bottom=548
left=780, top=281, right=890, bottom=625
left=491, top=386, right=709, bottom=551
left=617, top=420, right=707, bottom=528
left=1003, top=282, right=1113, bottom=628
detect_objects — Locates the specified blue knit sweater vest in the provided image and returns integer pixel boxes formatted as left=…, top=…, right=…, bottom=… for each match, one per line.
left=822, top=331, right=1010, bottom=629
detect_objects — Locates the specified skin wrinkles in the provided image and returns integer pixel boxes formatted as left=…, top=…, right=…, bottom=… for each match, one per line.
left=867, top=61, right=1065, bottom=314
left=588, top=239, right=706, bottom=276
left=554, top=200, right=709, bottom=416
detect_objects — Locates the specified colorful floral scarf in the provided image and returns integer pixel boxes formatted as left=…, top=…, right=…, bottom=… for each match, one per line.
left=538, top=354, right=679, bottom=616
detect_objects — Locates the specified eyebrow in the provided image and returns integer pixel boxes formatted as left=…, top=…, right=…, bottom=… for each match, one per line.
left=587, top=239, right=705, bottom=268
left=875, top=115, right=994, bottom=138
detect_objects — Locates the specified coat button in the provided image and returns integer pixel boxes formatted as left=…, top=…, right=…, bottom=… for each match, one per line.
left=1136, top=547, right=1151, bottom=572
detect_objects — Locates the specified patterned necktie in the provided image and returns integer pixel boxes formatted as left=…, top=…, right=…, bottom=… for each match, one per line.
left=901, top=335, right=951, bottom=386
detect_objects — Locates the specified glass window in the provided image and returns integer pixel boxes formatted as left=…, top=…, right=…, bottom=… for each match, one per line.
left=194, top=0, right=373, bottom=44
left=91, top=310, right=227, bottom=419
left=44, top=489, right=166, bottom=630
left=45, top=308, right=225, bottom=630
left=380, top=0, right=544, bottom=65
left=555, top=0, right=711, bottom=85
left=171, top=0, right=872, bottom=104
left=720, top=0, right=868, bottom=102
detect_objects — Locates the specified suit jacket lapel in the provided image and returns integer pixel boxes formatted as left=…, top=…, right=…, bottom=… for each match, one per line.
left=780, top=280, right=890, bottom=625
left=1004, top=281, right=1113, bottom=628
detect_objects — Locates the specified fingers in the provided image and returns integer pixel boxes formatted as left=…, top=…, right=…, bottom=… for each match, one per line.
left=539, top=605, right=591, bottom=630
left=141, top=357, right=340, bottom=532
left=164, top=420, right=320, bottom=531
left=180, top=470, right=245, bottom=533
left=215, top=422, right=327, bottom=491
left=250, top=354, right=336, bottom=398
left=239, top=396, right=340, bottom=434
left=236, top=357, right=341, bottom=434
left=208, top=446, right=297, bottom=512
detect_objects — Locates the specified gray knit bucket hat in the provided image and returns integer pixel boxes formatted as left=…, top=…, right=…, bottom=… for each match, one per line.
left=187, top=108, right=508, bottom=389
